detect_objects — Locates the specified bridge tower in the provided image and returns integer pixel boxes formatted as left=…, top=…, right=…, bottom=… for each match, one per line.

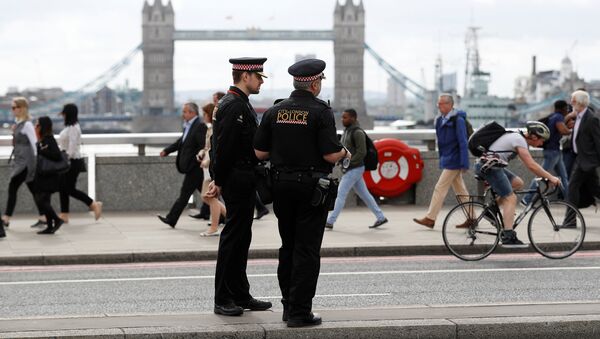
left=333, top=0, right=369, bottom=126
left=142, top=0, right=175, bottom=115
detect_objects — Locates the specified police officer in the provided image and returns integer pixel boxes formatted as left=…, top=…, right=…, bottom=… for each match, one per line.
left=207, top=57, right=272, bottom=316
left=254, top=58, right=351, bottom=327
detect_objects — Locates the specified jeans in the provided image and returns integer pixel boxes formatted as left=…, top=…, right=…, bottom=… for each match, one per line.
left=326, top=166, right=385, bottom=225
left=523, top=149, right=569, bottom=204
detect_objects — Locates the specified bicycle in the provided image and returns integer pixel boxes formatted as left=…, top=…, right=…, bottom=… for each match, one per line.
left=442, top=176, right=586, bottom=261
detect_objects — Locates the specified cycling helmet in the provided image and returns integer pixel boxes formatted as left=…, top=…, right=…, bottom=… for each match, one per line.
left=526, top=121, right=550, bottom=141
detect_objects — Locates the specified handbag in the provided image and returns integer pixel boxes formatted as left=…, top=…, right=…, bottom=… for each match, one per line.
left=38, top=151, right=70, bottom=175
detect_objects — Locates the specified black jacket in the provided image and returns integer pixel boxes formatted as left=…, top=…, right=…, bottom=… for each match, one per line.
left=163, top=117, right=207, bottom=174
left=33, top=135, right=62, bottom=193
left=574, top=108, right=600, bottom=172
left=211, top=86, right=259, bottom=186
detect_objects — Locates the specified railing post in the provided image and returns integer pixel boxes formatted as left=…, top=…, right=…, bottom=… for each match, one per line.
left=87, top=152, right=96, bottom=200
left=426, top=140, right=436, bottom=151
left=138, top=144, right=146, bottom=156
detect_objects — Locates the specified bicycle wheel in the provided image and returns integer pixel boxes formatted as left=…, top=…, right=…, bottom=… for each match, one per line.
left=442, top=201, right=500, bottom=261
left=528, top=200, right=586, bottom=259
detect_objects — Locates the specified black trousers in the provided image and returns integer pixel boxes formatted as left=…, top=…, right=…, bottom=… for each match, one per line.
left=273, top=179, right=326, bottom=319
left=166, top=166, right=204, bottom=225
left=255, top=191, right=268, bottom=213
left=5, top=169, right=43, bottom=216
left=34, top=192, right=59, bottom=227
left=568, top=162, right=600, bottom=209
left=59, top=158, right=93, bottom=213
left=214, top=168, right=256, bottom=305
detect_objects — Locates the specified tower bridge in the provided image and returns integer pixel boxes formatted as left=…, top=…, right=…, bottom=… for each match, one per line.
left=142, top=0, right=367, bottom=122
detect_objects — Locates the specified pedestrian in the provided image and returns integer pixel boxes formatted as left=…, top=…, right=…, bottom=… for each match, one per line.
left=0, top=210, right=5, bottom=238
left=413, top=94, right=471, bottom=229
left=522, top=100, right=571, bottom=204
left=2, top=97, right=46, bottom=228
left=206, top=57, right=272, bottom=316
left=32, top=116, right=65, bottom=234
left=254, top=58, right=351, bottom=327
left=197, top=103, right=226, bottom=237
left=567, top=90, right=600, bottom=210
left=325, top=108, right=387, bottom=230
left=157, top=102, right=207, bottom=227
left=190, top=91, right=226, bottom=220
left=57, top=103, right=103, bottom=223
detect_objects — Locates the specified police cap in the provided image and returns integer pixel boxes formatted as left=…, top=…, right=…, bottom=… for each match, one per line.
left=229, top=57, right=268, bottom=78
left=288, top=58, right=326, bottom=82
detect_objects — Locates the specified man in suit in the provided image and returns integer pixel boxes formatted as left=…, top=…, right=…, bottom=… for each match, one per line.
left=158, top=102, right=207, bottom=227
left=567, top=90, right=600, bottom=211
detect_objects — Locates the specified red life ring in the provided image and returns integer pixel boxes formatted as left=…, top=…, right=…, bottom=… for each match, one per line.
left=363, top=138, right=424, bottom=198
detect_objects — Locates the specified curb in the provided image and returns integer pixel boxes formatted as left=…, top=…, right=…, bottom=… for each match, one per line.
left=1, top=242, right=599, bottom=266
left=2, top=315, right=600, bottom=338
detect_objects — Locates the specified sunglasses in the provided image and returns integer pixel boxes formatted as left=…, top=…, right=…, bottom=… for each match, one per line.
left=11, top=106, right=19, bottom=110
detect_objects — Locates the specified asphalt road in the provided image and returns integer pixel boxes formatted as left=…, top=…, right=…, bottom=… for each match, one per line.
left=1, top=252, right=600, bottom=319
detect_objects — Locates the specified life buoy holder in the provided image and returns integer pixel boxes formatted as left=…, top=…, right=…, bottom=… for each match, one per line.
left=363, top=138, right=424, bottom=198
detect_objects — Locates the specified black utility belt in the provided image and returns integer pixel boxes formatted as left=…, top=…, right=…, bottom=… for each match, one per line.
left=273, top=171, right=327, bottom=183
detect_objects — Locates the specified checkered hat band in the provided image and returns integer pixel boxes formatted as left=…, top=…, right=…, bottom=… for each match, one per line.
left=232, top=64, right=263, bottom=71
left=293, top=74, right=321, bottom=82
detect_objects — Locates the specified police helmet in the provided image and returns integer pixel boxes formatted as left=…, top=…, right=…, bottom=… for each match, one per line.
left=526, top=121, right=550, bottom=141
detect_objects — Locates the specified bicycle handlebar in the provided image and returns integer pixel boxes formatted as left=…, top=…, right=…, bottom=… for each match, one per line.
left=534, top=177, right=561, bottom=196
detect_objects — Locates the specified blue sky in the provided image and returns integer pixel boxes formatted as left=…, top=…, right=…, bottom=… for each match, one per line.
left=0, top=0, right=598, bottom=98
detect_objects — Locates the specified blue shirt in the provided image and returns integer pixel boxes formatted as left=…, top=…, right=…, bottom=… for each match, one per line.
left=544, top=112, right=565, bottom=150
left=182, top=115, right=198, bottom=142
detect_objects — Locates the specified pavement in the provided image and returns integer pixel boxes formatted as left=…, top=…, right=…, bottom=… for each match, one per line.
left=1, top=302, right=600, bottom=338
left=1, top=205, right=600, bottom=265
left=2, top=205, right=600, bottom=338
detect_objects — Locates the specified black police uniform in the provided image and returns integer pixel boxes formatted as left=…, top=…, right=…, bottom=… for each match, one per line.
left=254, top=59, right=342, bottom=323
left=211, top=58, right=266, bottom=310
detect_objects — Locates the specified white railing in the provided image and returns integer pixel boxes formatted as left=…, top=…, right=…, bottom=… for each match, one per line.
left=0, top=130, right=437, bottom=200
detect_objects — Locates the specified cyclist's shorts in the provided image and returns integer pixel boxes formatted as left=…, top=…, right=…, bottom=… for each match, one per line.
left=474, top=162, right=517, bottom=198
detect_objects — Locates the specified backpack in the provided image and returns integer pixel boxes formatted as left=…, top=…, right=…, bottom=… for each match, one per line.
left=467, top=121, right=512, bottom=157
left=353, top=128, right=379, bottom=171
left=449, top=115, right=474, bottom=138
left=538, top=114, right=552, bottom=127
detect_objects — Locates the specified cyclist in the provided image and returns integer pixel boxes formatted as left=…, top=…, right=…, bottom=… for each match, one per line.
left=474, top=121, right=561, bottom=247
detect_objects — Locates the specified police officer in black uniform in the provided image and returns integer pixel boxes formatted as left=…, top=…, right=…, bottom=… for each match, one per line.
left=207, top=57, right=272, bottom=316
left=254, top=58, right=351, bottom=327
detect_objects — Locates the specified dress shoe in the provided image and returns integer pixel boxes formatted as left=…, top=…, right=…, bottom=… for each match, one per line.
left=30, top=220, right=47, bottom=228
left=157, top=215, right=176, bottom=228
left=214, top=303, right=243, bottom=316
left=413, top=217, right=435, bottom=229
left=287, top=313, right=322, bottom=328
left=254, top=209, right=269, bottom=220
left=369, top=217, right=388, bottom=229
left=189, top=212, right=210, bottom=220
left=455, top=218, right=476, bottom=229
left=237, top=298, right=272, bottom=311
left=325, top=223, right=334, bottom=229
left=51, top=219, right=64, bottom=234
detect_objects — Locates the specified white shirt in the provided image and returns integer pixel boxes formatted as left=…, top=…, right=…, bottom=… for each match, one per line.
left=572, top=108, right=587, bottom=154
left=58, top=123, right=82, bottom=159
left=20, top=121, right=37, bottom=156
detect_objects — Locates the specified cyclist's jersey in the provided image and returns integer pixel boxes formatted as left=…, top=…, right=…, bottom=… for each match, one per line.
left=488, top=133, right=528, bottom=163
